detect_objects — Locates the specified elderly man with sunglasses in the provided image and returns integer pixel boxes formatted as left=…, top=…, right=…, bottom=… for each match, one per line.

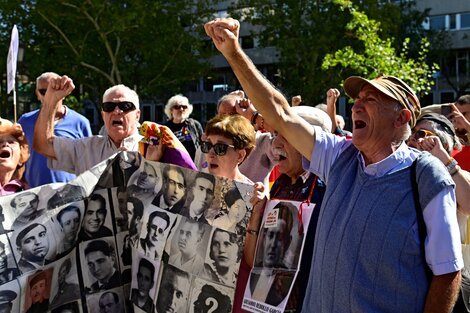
left=206, top=18, right=463, bottom=313
left=18, top=72, right=92, bottom=187
left=33, top=75, right=142, bottom=175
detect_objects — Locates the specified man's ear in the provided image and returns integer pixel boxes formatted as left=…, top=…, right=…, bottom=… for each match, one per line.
left=395, top=109, right=411, bottom=128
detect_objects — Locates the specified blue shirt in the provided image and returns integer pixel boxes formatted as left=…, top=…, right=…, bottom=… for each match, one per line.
left=18, top=107, right=92, bottom=187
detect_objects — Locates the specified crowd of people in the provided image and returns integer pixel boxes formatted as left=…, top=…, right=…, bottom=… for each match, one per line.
left=0, top=16, right=470, bottom=313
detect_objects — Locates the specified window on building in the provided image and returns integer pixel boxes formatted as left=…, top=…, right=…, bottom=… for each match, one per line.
left=449, top=14, right=456, bottom=30
left=429, top=15, right=446, bottom=30
left=142, top=105, right=152, bottom=122
left=457, top=51, right=469, bottom=76
left=461, top=13, right=470, bottom=29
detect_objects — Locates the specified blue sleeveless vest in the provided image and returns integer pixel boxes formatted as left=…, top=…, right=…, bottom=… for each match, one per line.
left=302, top=145, right=454, bottom=313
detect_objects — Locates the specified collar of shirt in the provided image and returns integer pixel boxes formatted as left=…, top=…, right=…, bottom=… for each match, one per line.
left=0, top=179, right=25, bottom=196
left=358, top=141, right=419, bottom=177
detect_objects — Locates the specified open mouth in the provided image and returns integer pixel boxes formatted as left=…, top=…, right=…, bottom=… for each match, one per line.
left=0, top=150, right=11, bottom=158
left=209, top=163, right=219, bottom=170
left=112, top=120, right=124, bottom=126
left=354, top=120, right=366, bottom=129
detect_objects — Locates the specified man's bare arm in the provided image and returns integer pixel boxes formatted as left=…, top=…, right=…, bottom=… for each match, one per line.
left=205, top=18, right=316, bottom=160
left=424, top=271, right=461, bottom=313
left=33, top=75, right=75, bottom=159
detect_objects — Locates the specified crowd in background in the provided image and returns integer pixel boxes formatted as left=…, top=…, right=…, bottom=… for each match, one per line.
left=1, top=16, right=470, bottom=313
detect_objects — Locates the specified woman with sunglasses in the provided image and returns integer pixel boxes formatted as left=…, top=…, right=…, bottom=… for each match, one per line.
left=407, top=112, right=470, bottom=312
left=164, top=94, right=203, bottom=161
left=202, top=114, right=266, bottom=312
left=0, top=119, right=30, bottom=195
left=407, top=112, right=470, bottom=214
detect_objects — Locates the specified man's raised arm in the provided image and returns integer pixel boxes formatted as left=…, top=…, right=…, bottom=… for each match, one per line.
left=204, top=18, right=316, bottom=160
left=33, top=75, right=75, bottom=160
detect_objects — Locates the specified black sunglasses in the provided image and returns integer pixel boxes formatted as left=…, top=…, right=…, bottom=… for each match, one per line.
left=38, top=89, right=47, bottom=96
left=102, top=101, right=136, bottom=112
left=172, top=105, right=188, bottom=110
left=201, top=141, right=235, bottom=156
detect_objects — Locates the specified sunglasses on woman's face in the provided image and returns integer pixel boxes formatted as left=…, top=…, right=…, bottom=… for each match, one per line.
left=201, top=141, right=235, bottom=156
left=412, top=129, right=436, bottom=140
left=172, top=105, right=188, bottom=110
left=102, top=101, right=136, bottom=112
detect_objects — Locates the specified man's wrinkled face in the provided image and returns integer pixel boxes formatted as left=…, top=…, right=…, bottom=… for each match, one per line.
left=164, top=169, right=185, bottom=207
left=83, top=200, right=106, bottom=234
left=271, top=132, right=304, bottom=179
left=101, top=89, right=140, bottom=145
left=20, top=225, right=49, bottom=263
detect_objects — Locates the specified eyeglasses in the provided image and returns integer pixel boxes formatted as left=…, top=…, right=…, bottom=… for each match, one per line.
left=201, top=141, right=235, bottom=156
left=172, top=105, right=188, bottom=110
left=102, top=101, right=136, bottom=112
left=412, top=129, right=436, bottom=140
left=38, top=89, right=47, bottom=96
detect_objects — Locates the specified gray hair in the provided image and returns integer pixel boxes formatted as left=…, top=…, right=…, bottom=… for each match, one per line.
left=102, top=84, right=140, bottom=110
left=36, top=72, right=59, bottom=88
left=164, top=94, right=193, bottom=120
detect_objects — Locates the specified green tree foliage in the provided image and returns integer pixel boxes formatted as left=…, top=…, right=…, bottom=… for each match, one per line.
left=0, top=0, right=215, bottom=116
left=322, top=0, right=438, bottom=95
left=233, top=0, right=436, bottom=104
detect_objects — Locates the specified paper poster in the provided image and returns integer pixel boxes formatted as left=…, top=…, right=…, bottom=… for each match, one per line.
left=0, top=151, right=253, bottom=313
left=242, top=200, right=315, bottom=313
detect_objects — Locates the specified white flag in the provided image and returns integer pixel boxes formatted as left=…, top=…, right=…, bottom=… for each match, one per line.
left=6, top=25, right=19, bottom=94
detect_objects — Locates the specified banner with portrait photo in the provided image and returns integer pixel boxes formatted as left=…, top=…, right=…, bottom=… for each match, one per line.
left=0, top=151, right=254, bottom=313
left=241, top=199, right=315, bottom=313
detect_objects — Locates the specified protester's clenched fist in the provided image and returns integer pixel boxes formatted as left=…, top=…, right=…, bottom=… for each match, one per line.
left=43, top=75, right=75, bottom=108
left=204, top=18, right=240, bottom=55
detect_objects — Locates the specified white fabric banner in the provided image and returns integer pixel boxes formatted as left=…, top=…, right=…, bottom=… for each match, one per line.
left=7, top=25, right=19, bottom=94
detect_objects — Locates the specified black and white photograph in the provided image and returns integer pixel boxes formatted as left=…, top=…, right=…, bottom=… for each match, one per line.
left=243, top=200, right=314, bottom=312
left=9, top=191, right=47, bottom=230
left=112, top=186, right=129, bottom=233
left=165, top=217, right=211, bottom=276
left=155, top=264, right=192, bottom=313
left=180, top=172, right=216, bottom=224
left=130, top=254, right=159, bottom=313
left=78, top=189, right=113, bottom=242
left=210, top=186, right=247, bottom=233
left=202, top=228, right=243, bottom=288
left=151, top=164, right=188, bottom=214
left=49, top=255, right=81, bottom=309
left=127, top=161, right=162, bottom=202
left=52, top=202, right=84, bottom=259
left=46, top=184, right=86, bottom=211
left=115, top=231, right=132, bottom=285
left=125, top=196, right=145, bottom=249
left=79, top=238, right=121, bottom=294
left=0, top=280, right=21, bottom=313
left=12, top=221, right=55, bottom=274
left=189, top=278, right=234, bottom=313
left=86, top=288, right=126, bottom=313
left=0, top=234, right=19, bottom=285
left=138, top=207, right=176, bottom=260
